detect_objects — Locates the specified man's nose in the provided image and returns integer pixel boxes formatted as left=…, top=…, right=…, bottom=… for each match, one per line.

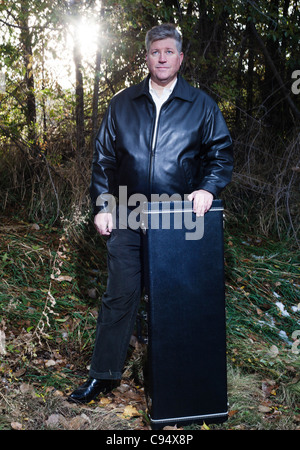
left=158, top=52, right=167, bottom=62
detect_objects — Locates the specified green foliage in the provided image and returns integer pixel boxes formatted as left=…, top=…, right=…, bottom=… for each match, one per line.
left=1, top=1, right=299, bottom=431
left=1, top=0, right=299, bottom=146
left=0, top=216, right=299, bottom=429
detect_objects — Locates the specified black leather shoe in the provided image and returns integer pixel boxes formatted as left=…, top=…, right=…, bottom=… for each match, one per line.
left=68, top=378, right=118, bottom=404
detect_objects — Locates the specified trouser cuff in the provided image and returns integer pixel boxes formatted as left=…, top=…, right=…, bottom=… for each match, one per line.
left=89, top=368, right=122, bottom=380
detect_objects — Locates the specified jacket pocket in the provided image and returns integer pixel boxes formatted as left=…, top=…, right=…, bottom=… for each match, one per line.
left=182, top=159, right=195, bottom=191
left=182, top=158, right=204, bottom=192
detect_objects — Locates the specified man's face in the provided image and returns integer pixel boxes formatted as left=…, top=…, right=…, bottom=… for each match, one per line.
left=146, top=38, right=183, bottom=87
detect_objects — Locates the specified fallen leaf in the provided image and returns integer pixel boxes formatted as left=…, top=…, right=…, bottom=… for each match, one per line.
left=45, top=414, right=66, bottom=427
left=99, top=397, right=112, bottom=406
left=258, top=405, right=271, bottom=413
left=53, top=390, right=64, bottom=397
left=121, top=405, right=140, bottom=418
left=14, top=368, right=26, bottom=377
left=26, top=286, right=37, bottom=292
left=45, top=359, right=56, bottom=367
left=201, top=422, right=210, bottom=430
left=116, top=383, right=130, bottom=393
left=20, top=383, right=35, bottom=397
left=87, top=288, right=97, bottom=298
left=51, top=275, right=73, bottom=282
left=262, top=380, right=276, bottom=398
left=11, top=422, right=23, bottom=430
left=67, top=414, right=90, bottom=430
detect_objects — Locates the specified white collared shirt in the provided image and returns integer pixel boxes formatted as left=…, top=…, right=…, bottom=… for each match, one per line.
left=149, top=78, right=177, bottom=150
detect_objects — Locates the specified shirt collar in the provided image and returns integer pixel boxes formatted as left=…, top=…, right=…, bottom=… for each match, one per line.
left=149, top=77, right=177, bottom=99
left=130, top=74, right=193, bottom=103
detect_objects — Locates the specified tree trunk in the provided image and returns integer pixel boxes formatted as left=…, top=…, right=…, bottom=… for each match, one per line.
left=235, top=33, right=247, bottom=126
left=250, top=21, right=300, bottom=122
left=246, top=22, right=254, bottom=122
left=91, top=49, right=102, bottom=147
left=20, top=0, right=36, bottom=148
left=91, top=4, right=105, bottom=148
left=73, top=33, right=85, bottom=158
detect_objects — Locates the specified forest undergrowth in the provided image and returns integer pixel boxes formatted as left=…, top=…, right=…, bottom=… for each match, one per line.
left=0, top=126, right=299, bottom=430
left=1, top=0, right=300, bottom=432
left=0, top=203, right=299, bottom=431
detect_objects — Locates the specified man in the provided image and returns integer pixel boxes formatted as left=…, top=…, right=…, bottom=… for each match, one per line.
left=69, top=24, right=233, bottom=403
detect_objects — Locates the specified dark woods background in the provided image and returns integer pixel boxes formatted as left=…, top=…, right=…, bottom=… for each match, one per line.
left=0, top=1, right=300, bottom=431
left=0, top=0, right=299, bottom=241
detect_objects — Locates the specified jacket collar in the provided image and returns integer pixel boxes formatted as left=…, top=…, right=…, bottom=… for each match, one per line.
left=131, top=74, right=193, bottom=102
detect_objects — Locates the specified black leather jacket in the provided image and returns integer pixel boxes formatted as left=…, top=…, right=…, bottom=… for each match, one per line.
left=90, top=75, right=233, bottom=214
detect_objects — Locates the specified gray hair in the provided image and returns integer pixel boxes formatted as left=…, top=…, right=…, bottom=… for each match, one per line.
left=145, top=24, right=182, bottom=53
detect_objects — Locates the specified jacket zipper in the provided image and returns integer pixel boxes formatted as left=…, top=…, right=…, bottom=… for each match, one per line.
left=148, top=99, right=170, bottom=196
left=148, top=103, right=159, bottom=197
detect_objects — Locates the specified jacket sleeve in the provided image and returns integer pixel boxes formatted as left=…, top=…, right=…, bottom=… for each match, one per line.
left=89, top=102, right=117, bottom=215
left=197, top=103, right=233, bottom=198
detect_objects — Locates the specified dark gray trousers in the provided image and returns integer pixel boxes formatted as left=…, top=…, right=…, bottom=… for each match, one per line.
left=89, top=216, right=143, bottom=380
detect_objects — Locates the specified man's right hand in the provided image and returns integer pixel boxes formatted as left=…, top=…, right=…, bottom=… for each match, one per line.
left=94, top=212, right=113, bottom=236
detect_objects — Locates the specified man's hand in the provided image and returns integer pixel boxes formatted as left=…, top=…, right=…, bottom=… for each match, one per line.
left=94, top=212, right=113, bottom=236
left=188, top=189, right=213, bottom=216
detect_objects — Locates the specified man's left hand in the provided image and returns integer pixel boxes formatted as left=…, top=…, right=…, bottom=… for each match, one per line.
left=188, top=189, right=213, bottom=216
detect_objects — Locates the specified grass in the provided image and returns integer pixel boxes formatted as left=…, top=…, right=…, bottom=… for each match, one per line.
left=224, top=225, right=300, bottom=376
left=0, top=209, right=299, bottom=430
